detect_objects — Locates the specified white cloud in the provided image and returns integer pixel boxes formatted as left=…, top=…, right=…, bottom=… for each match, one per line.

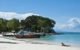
left=0, top=12, right=39, bottom=20
left=55, top=17, right=80, bottom=32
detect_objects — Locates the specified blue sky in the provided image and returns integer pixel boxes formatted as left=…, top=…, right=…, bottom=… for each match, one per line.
left=0, top=0, right=80, bottom=32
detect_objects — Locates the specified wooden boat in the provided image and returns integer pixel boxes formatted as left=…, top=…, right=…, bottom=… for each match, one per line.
left=15, top=30, right=45, bottom=38
left=16, top=34, right=41, bottom=38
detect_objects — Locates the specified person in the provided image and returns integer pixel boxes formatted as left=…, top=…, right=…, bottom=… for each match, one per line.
left=61, top=42, right=70, bottom=47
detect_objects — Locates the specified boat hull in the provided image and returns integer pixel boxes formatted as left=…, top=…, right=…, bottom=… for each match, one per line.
left=16, top=34, right=41, bottom=38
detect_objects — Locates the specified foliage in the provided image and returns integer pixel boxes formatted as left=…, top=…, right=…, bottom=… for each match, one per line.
left=23, top=15, right=56, bottom=33
left=0, top=15, right=56, bottom=34
left=0, top=18, right=7, bottom=32
left=7, top=18, right=20, bottom=32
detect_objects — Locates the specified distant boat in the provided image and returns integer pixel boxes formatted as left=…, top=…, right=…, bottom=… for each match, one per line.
left=2, top=32, right=15, bottom=37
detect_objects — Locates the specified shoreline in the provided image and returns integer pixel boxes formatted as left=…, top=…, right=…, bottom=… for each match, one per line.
left=3, top=35, right=80, bottom=48
left=1, top=35, right=80, bottom=48
left=0, top=35, right=80, bottom=50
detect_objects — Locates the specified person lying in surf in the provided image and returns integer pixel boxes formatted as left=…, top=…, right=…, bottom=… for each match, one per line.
left=61, top=42, right=70, bottom=47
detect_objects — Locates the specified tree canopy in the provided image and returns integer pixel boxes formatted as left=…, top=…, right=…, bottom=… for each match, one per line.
left=0, top=18, right=7, bottom=32
left=0, top=15, right=56, bottom=34
left=7, top=18, right=20, bottom=32
left=22, top=15, right=56, bottom=33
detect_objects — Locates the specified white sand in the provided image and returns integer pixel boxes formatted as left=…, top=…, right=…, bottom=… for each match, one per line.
left=0, top=35, right=80, bottom=50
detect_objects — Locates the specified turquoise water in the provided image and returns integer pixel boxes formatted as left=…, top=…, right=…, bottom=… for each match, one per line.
left=40, top=32, right=80, bottom=47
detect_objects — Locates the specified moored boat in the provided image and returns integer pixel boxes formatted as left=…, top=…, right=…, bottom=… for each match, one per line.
left=15, top=30, right=45, bottom=38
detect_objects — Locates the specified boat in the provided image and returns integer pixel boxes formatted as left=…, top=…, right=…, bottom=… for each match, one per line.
left=16, top=34, right=41, bottom=38
left=2, top=32, right=15, bottom=37
left=15, top=30, right=45, bottom=38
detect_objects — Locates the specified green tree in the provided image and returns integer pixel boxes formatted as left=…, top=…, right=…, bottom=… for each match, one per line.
left=20, top=20, right=26, bottom=28
left=23, top=15, right=56, bottom=33
left=0, top=18, right=7, bottom=32
left=7, top=18, right=20, bottom=32
left=37, top=17, right=56, bottom=33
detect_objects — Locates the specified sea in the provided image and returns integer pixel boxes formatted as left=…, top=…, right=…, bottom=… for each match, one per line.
left=40, top=32, right=80, bottom=47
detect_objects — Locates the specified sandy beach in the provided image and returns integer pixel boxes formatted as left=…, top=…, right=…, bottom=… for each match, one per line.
left=0, top=35, right=80, bottom=50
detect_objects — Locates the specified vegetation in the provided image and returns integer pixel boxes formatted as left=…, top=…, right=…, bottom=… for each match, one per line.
left=0, top=18, right=7, bottom=32
left=21, top=15, right=56, bottom=33
left=0, top=15, right=56, bottom=34
left=7, top=18, right=20, bottom=32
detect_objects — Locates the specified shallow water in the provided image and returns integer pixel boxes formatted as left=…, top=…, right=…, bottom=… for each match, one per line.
left=40, top=32, right=80, bottom=47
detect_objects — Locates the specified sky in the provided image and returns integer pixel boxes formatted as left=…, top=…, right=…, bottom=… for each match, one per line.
left=0, top=0, right=80, bottom=32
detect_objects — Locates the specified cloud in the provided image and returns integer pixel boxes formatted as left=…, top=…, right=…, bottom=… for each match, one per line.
left=55, top=17, right=80, bottom=32
left=0, top=12, right=39, bottom=20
